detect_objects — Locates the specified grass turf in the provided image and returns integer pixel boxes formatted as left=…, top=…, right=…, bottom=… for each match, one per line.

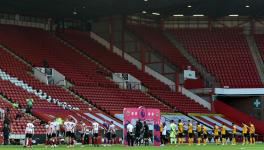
left=0, top=144, right=263, bottom=150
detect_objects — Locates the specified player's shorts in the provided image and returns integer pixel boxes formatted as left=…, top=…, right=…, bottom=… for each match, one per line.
left=84, top=133, right=90, bottom=137
left=221, top=134, right=226, bottom=139
left=93, top=133, right=98, bottom=138
left=178, top=133, right=183, bottom=138
left=26, top=133, right=33, bottom=138
left=66, top=131, right=71, bottom=137
left=232, top=133, right=236, bottom=138
left=203, top=134, right=207, bottom=139
left=250, top=133, right=255, bottom=138
left=52, top=133, right=56, bottom=138
left=71, top=132, right=75, bottom=138
left=243, top=133, right=249, bottom=138
left=112, top=133, right=116, bottom=138
left=56, top=131, right=60, bottom=137
left=214, top=135, right=219, bottom=139
left=106, top=132, right=111, bottom=140
left=47, top=134, right=52, bottom=139
left=188, top=133, right=193, bottom=138
left=197, top=132, right=202, bottom=137
left=143, top=133, right=149, bottom=139
left=135, top=132, right=140, bottom=138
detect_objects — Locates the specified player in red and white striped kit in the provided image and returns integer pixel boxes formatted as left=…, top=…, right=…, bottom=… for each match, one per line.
left=80, top=122, right=91, bottom=147
left=92, top=120, right=99, bottom=147
left=45, top=120, right=58, bottom=148
left=109, top=121, right=116, bottom=145
left=24, top=120, right=35, bottom=148
left=50, top=120, right=58, bottom=148
left=64, top=118, right=76, bottom=147
left=45, top=122, right=52, bottom=147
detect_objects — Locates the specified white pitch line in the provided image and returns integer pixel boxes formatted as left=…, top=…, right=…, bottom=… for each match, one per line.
left=240, top=147, right=264, bottom=150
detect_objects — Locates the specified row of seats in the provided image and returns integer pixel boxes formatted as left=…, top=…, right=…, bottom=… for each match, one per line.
left=0, top=77, right=115, bottom=132
left=128, top=25, right=190, bottom=70
left=0, top=25, right=113, bottom=87
left=59, top=29, right=210, bottom=113
left=58, top=30, right=171, bottom=91
left=0, top=48, right=90, bottom=111
left=0, top=97, right=45, bottom=134
left=0, top=25, right=175, bottom=115
left=71, top=86, right=172, bottom=114
left=150, top=90, right=209, bottom=113
left=0, top=79, right=60, bottom=109
left=0, top=25, right=123, bottom=128
left=127, top=25, right=204, bottom=89
left=171, top=28, right=263, bottom=88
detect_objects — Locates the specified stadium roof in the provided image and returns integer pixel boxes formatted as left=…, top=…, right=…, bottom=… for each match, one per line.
left=0, top=0, right=263, bottom=20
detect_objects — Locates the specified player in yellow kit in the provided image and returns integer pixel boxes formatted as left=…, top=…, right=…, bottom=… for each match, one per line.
left=187, top=120, right=193, bottom=145
left=177, top=119, right=184, bottom=144
left=249, top=123, right=255, bottom=144
left=202, top=125, right=207, bottom=145
left=231, top=123, right=237, bottom=145
left=213, top=124, right=219, bottom=145
left=242, top=123, right=249, bottom=145
left=196, top=123, right=202, bottom=145
left=221, top=124, right=227, bottom=145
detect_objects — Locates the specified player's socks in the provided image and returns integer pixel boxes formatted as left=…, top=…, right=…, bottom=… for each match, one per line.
left=222, top=138, right=225, bottom=145
left=232, top=138, right=235, bottom=145
left=198, top=138, right=201, bottom=145
left=203, top=139, right=206, bottom=145
left=253, top=138, right=255, bottom=144
left=25, top=139, right=27, bottom=147
left=29, top=139, right=32, bottom=147
left=94, top=139, right=97, bottom=145
left=71, top=139, right=74, bottom=145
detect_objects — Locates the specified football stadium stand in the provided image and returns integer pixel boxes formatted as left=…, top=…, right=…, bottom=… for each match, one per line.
left=0, top=25, right=174, bottom=115
left=0, top=23, right=263, bottom=137
left=58, top=29, right=210, bottom=113
left=171, top=28, right=263, bottom=88
left=127, top=25, right=205, bottom=89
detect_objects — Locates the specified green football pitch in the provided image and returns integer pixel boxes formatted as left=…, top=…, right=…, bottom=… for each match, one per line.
left=0, top=144, right=263, bottom=150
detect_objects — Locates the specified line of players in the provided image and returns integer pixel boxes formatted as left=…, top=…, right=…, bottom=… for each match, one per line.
left=168, top=120, right=256, bottom=146
left=24, top=117, right=117, bottom=148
